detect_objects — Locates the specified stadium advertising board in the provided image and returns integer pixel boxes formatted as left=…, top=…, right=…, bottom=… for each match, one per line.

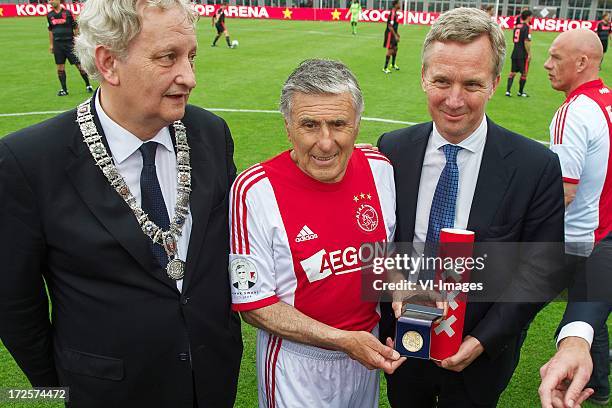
left=0, top=3, right=599, bottom=32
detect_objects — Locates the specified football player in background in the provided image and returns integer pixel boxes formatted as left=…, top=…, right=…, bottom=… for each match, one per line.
left=212, top=2, right=235, bottom=48
left=383, top=0, right=402, bottom=73
left=505, top=9, right=532, bottom=97
left=46, top=0, right=92, bottom=96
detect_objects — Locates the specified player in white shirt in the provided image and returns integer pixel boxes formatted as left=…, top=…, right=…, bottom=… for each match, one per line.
left=229, top=60, right=405, bottom=408
left=549, top=85, right=611, bottom=255
left=541, top=29, right=611, bottom=407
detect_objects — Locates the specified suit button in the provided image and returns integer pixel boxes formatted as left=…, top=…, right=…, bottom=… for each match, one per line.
left=178, top=352, right=189, bottom=361
left=181, top=296, right=189, bottom=305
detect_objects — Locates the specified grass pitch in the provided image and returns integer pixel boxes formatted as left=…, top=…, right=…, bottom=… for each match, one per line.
left=0, top=16, right=610, bottom=407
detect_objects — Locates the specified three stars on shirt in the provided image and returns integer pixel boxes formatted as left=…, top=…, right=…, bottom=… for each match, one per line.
left=353, top=192, right=372, bottom=202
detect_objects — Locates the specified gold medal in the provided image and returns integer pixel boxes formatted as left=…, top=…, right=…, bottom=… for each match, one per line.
left=402, top=330, right=424, bottom=352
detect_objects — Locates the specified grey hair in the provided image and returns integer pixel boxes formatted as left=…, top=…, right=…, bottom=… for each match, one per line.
left=279, top=59, right=364, bottom=122
left=75, top=0, right=198, bottom=82
left=422, top=7, right=506, bottom=78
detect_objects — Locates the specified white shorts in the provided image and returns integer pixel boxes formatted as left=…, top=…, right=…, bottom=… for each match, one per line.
left=256, top=329, right=379, bottom=408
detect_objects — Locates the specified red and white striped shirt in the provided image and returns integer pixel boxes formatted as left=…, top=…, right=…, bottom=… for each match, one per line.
left=549, top=79, right=612, bottom=255
left=229, top=147, right=396, bottom=332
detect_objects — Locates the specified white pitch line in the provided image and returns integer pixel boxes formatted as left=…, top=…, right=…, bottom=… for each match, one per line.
left=0, top=110, right=65, bottom=117
left=0, top=108, right=550, bottom=144
left=206, top=107, right=279, bottom=114
left=363, top=117, right=416, bottom=125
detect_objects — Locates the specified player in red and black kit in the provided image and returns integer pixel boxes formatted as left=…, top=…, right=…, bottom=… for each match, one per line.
left=597, top=13, right=610, bottom=53
left=211, top=3, right=234, bottom=48
left=382, top=0, right=401, bottom=74
left=506, top=9, right=532, bottom=97
left=47, top=0, right=91, bottom=96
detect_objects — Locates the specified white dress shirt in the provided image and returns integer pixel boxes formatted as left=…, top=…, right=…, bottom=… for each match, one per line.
left=95, top=92, right=192, bottom=292
left=414, top=117, right=487, bottom=243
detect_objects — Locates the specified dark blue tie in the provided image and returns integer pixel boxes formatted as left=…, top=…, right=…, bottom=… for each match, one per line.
left=426, top=144, right=463, bottom=244
left=139, top=142, right=170, bottom=269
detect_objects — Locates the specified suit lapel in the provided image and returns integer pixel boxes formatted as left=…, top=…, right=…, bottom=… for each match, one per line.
left=65, top=96, right=179, bottom=293
left=396, top=124, right=431, bottom=242
left=183, top=121, right=215, bottom=292
left=467, top=118, right=516, bottom=238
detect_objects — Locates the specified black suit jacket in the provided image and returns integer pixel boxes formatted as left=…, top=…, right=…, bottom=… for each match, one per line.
left=0, top=99, right=242, bottom=407
left=378, top=117, right=565, bottom=405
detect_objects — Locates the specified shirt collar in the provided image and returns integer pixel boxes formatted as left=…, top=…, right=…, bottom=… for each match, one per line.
left=567, top=79, right=605, bottom=102
left=431, top=116, right=487, bottom=154
left=95, top=90, right=174, bottom=165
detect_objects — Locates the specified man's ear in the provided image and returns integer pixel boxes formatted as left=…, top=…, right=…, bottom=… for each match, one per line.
left=490, top=75, right=501, bottom=99
left=576, top=55, right=588, bottom=73
left=421, top=65, right=427, bottom=92
left=353, top=120, right=361, bottom=144
left=284, top=118, right=292, bottom=143
left=95, top=45, right=120, bottom=86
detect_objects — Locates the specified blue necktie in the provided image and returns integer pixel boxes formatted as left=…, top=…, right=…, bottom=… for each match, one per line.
left=139, top=142, right=170, bottom=269
left=425, top=144, right=463, bottom=244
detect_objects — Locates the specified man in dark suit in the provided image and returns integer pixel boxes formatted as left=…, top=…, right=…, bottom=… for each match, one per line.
left=0, top=1, right=241, bottom=407
left=378, top=8, right=565, bottom=407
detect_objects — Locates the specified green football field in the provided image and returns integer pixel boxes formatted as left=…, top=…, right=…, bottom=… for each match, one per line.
left=0, top=15, right=610, bottom=407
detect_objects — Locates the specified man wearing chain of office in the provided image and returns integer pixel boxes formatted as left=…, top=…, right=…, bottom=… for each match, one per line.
left=0, top=0, right=241, bottom=407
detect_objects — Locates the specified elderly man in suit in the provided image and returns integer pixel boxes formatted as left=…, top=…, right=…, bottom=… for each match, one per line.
left=378, top=7, right=565, bottom=407
left=0, top=1, right=241, bottom=407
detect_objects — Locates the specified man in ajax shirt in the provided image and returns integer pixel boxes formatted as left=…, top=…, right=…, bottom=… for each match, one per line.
left=229, top=59, right=404, bottom=408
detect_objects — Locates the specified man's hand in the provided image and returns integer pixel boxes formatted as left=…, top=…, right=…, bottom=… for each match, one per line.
left=440, top=335, right=483, bottom=372
left=49, top=45, right=54, bottom=54
left=392, top=300, right=403, bottom=318
left=338, top=331, right=406, bottom=374
left=384, top=337, right=407, bottom=374
left=538, top=337, right=593, bottom=408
